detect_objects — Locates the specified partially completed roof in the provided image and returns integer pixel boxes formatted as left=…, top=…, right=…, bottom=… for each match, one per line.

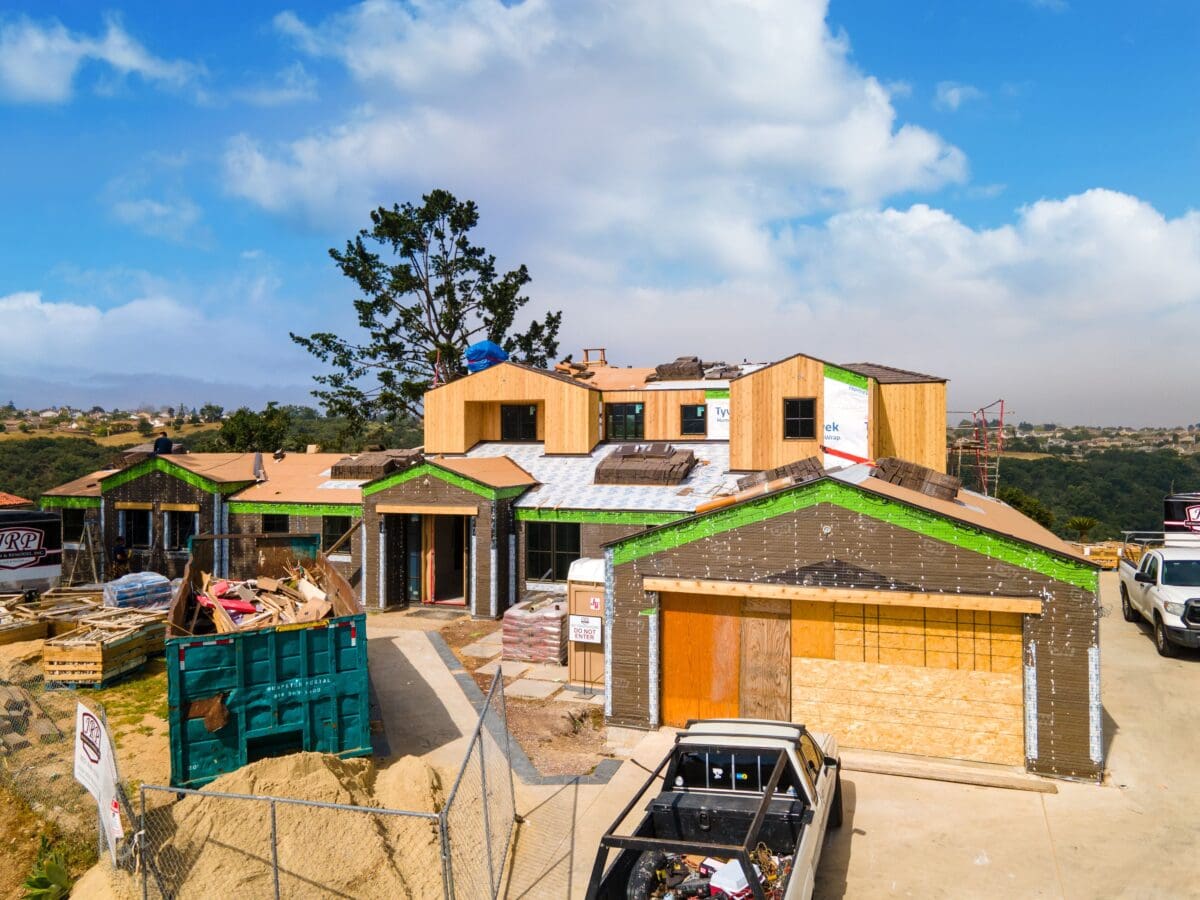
left=431, top=456, right=539, bottom=489
left=163, top=454, right=260, bottom=483
left=839, top=362, right=946, bottom=384
left=465, top=442, right=740, bottom=513
left=229, top=453, right=363, bottom=505
left=42, top=469, right=113, bottom=498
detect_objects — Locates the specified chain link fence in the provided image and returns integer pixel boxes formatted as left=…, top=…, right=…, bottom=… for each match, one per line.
left=137, top=670, right=517, bottom=899
left=0, top=667, right=108, bottom=871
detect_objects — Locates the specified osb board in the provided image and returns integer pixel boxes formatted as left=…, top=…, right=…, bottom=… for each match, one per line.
left=740, top=610, right=790, bottom=719
left=660, top=592, right=740, bottom=727
left=729, top=353, right=824, bottom=471
left=599, top=388, right=708, bottom=441
left=791, top=599, right=834, bottom=659
left=832, top=603, right=1021, bottom=673
left=791, top=657, right=1023, bottom=766
left=871, top=382, right=947, bottom=473
left=423, top=362, right=599, bottom=454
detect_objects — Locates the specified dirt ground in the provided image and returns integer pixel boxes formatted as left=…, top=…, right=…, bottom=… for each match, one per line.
left=0, top=786, right=45, bottom=900
left=437, top=616, right=616, bottom=777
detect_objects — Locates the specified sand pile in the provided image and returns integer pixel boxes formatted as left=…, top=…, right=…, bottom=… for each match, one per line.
left=156, top=752, right=445, bottom=899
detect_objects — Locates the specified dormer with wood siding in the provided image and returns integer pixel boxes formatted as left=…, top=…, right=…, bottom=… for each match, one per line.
left=423, top=361, right=602, bottom=455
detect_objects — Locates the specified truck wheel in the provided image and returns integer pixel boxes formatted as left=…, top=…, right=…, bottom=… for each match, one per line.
left=626, top=851, right=667, bottom=899
left=1120, top=586, right=1139, bottom=623
left=1154, top=616, right=1179, bottom=658
left=829, top=770, right=843, bottom=828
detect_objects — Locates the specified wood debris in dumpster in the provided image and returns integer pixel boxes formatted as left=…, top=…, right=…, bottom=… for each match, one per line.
left=182, top=565, right=341, bottom=635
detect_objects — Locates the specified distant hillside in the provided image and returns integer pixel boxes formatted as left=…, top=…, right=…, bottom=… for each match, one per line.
left=0, top=438, right=129, bottom=503
left=994, top=449, right=1200, bottom=540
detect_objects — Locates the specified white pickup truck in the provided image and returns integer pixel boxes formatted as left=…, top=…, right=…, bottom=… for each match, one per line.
left=1119, top=542, right=1200, bottom=656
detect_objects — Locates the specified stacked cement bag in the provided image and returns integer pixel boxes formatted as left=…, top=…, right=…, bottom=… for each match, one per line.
left=103, top=572, right=173, bottom=608
left=502, top=594, right=567, bottom=664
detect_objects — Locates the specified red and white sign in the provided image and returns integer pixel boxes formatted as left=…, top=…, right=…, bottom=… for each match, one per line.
left=74, top=703, right=124, bottom=861
left=569, top=614, right=602, bottom=644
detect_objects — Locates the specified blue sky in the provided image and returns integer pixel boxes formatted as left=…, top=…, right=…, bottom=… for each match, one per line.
left=0, top=0, right=1197, bottom=423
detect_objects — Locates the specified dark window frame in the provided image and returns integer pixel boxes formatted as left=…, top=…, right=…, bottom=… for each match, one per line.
left=126, top=510, right=152, bottom=549
left=164, top=510, right=196, bottom=551
left=680, top=403, right=706, bottom=437
left=261, top=513, right=290, bottom=534
left=61, top=508, right=86, bottom=543
left=783, top=397, right=817, bottom=440
left=500, top=404, right=539, bottom=442
left=524, top=521, right=581, bottom=582
left=322, top=515, right=353, bottom=553
left=606, top=402, right=645, bottom=441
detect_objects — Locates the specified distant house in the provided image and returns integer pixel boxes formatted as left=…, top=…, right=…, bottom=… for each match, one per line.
left=0, top=492, right=32, bottom=509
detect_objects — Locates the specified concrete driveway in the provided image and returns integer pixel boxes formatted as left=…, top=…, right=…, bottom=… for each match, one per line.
left=815, top=572, right=1200, bottom=899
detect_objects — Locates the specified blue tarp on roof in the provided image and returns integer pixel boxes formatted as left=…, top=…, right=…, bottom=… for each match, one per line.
left=465, top=340, right=509, bottom=373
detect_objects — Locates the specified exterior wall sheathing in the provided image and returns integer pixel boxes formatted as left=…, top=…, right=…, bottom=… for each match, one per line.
left=361, top=474, right=504, bottom=617
left=607, top=488, right=1101, bottom=781
left=102, top=470, right=220, bottom=580
left=227, top=513, right=363, bottom=589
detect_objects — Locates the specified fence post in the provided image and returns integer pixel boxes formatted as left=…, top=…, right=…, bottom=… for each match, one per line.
left=440, top=812, right=455, bottom=899
left=480, top=732, right=495, bottom=896
left=270, top=800, right=281, bottom=900
left=140, top=786, right=148, bottom=900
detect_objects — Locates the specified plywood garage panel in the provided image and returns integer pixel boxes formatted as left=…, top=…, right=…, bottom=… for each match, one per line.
left=792, top=657, right=1023, bottom=765
left=661, top=592, right=740, bottom=727
left=791, top=599, right=834, bottom=659
left=740, top=609, right=790, bottom=720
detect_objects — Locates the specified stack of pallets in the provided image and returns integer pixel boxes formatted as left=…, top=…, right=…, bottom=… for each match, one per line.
left=42, top=608, right=167, bottom=688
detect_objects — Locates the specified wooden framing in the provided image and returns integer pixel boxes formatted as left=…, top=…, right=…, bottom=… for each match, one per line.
left=159, top=502, right=200, bottom=512
left=729, top=353, right=825, bottom=471
left=641, top=577, right=1042, bottom=614
left=600, top=388, right=709, bottom=442
left=114, top=501, right=154, bottom=510
left=375, top=503, right=478, bottom=516
left=423, top=362, right=601, bottom=454
left=871, top=381, right=947, bottom=471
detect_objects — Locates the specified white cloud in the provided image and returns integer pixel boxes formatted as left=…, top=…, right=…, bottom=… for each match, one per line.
left=935, top=81, right=985, bottom=112
left=0, top=13, right=199, bottom=103
left=234, top=62, right=317, bottom=107
left=111, top=196, right=203, bottom=243
left=233, top=0, right=966, bottom=277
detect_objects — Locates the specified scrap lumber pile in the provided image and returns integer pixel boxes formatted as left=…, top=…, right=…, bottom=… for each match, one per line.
left=737, top=456, right=825, bottom=491
left=179, top=566, right=342, bottom=636
left=647, top=356, right=742, bottom=382
left=0, top=685, right=59, bottom=754
left=41, top=606, right=167, bottom=687
left=502, top=593, right=567, bottom=664
left=872, top=457, right=962, bottom=502
left=0, top=590, right=103, bottom=645
left=595, top=444, right=697, bottom=486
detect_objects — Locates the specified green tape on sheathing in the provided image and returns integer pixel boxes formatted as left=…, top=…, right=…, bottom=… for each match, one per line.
left=704, top=389, right=730, bottom=400
left=362, top=462, right=526, bottom=501
left=514, top=508, right=684, bottom=526
left=823, top=364, right=869, bottom=390
left=100, top=457, right=250, bottom=495
left=228, top=502, right=362, bottom=517
left=610, top=480, right=1097, bottom=591
left=40, top=496, right=101, bottom=509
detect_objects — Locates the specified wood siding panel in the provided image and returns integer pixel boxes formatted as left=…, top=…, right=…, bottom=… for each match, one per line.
left=872, top=382, right=947, bottom=472
left=729, top=354, right=825, bottom=471
left=600, top=389, right=708, bottom=441
left=791, top=657, right=1023, bottom=765
left=660, top=592, right=740, bottom=727
left=423, top=363, right=597, bottom=454
left=740, top=609, right=791, bottom=719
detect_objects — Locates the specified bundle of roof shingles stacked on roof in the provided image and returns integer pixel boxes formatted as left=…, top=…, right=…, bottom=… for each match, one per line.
left=594, top=444, right=697, bottom=486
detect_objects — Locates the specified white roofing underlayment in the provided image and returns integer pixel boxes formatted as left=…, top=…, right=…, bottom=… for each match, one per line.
left=465, top=442, right=743, bottom=512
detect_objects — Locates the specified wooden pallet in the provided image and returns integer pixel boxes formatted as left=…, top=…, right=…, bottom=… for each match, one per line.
left=78, top=608, right=167, bottom=656
left=42, top=625, right=148, bottom=687
left=0, top=620, right=49, bottom=646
